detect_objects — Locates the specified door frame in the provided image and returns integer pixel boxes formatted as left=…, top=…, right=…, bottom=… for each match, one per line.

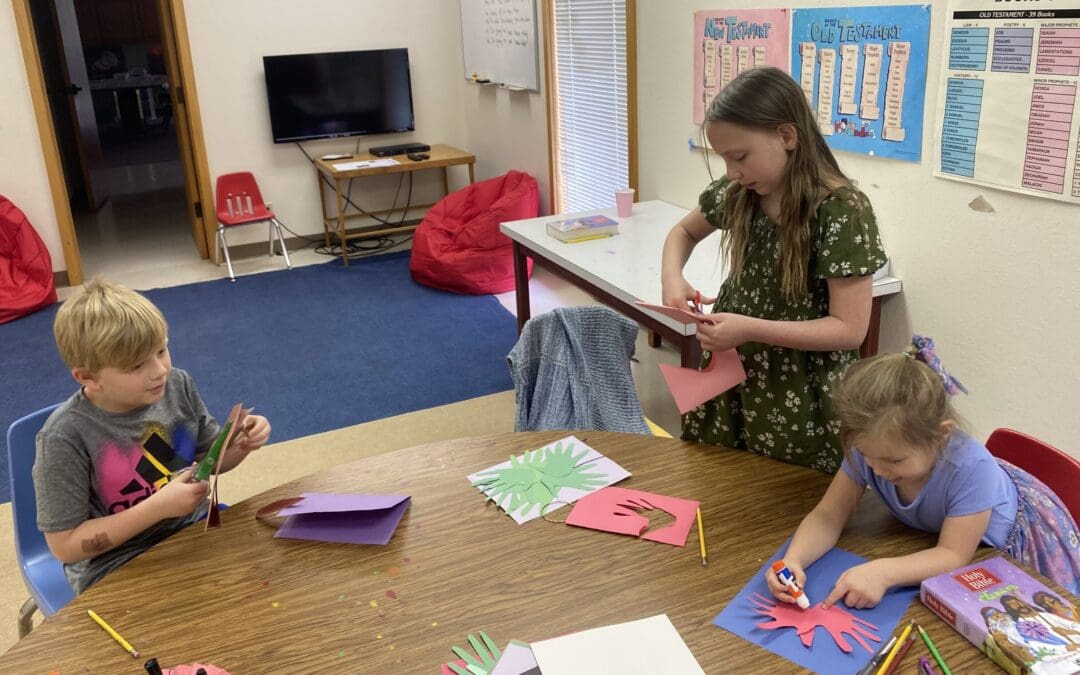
left=11, top=0, right=215, bottom=287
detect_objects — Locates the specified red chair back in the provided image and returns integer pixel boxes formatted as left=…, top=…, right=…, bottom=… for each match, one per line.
left=986, top=428, right=1080, bottom=523
left=215, top=172, right=273, bottom=226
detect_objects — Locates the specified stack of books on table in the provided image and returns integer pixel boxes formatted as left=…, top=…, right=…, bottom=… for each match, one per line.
left=921, top=556, right=1080, bottom=675
left=546, top=214, right=619, bottom=243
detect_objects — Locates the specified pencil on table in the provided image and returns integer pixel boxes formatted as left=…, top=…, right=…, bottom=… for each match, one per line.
left=882, top=633, right=916, bottom=675
left=876, top=619, right=914, bottom=675
left=695, top=508, right=707, bottom=566
left=87, top=609, right=139, bottom=658
left=916, top=622, right=952, bottom=675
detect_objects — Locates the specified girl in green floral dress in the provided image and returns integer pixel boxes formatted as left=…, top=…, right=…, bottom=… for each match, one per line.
left=661, top=66, right=887, bottom=474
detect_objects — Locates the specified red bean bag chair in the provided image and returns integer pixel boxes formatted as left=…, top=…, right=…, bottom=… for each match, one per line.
left=410, top=170, right=537, bottom=294
left=0, top=195, right=57, bottom=324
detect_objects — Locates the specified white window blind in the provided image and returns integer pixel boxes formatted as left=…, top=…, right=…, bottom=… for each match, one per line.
left=552, top=0, right=628, bottom=213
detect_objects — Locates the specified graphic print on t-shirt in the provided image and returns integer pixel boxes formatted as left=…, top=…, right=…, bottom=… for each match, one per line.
left=94, top=422, right=189, bottom=514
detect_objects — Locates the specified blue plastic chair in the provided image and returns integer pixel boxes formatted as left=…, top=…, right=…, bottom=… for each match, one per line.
left=6, top=403, right=75, bottom=637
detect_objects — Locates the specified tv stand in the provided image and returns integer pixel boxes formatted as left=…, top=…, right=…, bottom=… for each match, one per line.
left=369, top=141, right=431, bottom=157
left=314, top=144, right=476, bottom=266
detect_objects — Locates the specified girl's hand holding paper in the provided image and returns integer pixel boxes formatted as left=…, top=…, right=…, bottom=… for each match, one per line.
left=694, top=311, right=753, bottom=352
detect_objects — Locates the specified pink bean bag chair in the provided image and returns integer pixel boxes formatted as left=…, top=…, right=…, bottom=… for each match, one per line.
left=410, top=170, right=538, bottom=294
left=0, top=195, right=56, bottom=324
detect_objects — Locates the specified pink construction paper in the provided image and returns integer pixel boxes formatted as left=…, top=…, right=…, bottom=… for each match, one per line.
left=565, top=486, right=700, bottom=547
left=659, top=349, right=747, bottom=414
left=748, top=593, right=879, bottom=654
left=440, top=659, right=468, bottom=674
left=165, top=665, right=230, bottom=675
left=634, top=301, right=706, bottom=325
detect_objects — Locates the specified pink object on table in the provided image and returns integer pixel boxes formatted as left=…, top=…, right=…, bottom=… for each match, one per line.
left=165, top=664, right=229, bottom=675
left=633, top=301, right=704, bottom=325
left=748, top=593, right=880, bottom=654
left=565, top=486, right=700, bottom=546
left=659, top=348, right=747, bottom=414
left=615, top=188, right=635, bottom=217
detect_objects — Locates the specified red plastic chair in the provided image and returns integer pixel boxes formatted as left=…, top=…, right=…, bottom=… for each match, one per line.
left=215, top=172, right=292, bottom=281
left=986, top=428, right=1080, bottom=523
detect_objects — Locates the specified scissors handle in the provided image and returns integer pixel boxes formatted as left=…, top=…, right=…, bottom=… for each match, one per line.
left=693, top=291, right=703, bottom=314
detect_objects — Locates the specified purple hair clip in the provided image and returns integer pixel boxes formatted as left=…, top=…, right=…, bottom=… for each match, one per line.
left=908, top=334, right=968, bottom=396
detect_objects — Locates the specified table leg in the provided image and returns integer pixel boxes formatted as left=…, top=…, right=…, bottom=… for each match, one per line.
left=317, top=170, right=331, bottom=248
left=649, top=331, right=661, bottom=348
left=859, top=296, right=883, bottom=358
left=442, top=167, right=449, bottom=196
left=468, top=162, right=475, bottom=184
left=335, top=179, right=348, bottom=267
left=512, top=241, right=531, bottom=333
left=680, top=337, right=702, bottom=369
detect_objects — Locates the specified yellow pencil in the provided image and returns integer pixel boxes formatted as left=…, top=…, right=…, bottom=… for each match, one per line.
left=696, top=508, right=707, bottom=566
left=87, top=609, right=139, bottom=658
left=564, top=233, right=614, bottom=243
left=876, top=620, right=915, bottom=675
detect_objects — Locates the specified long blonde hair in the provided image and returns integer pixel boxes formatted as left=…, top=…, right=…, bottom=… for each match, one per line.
left=833, top=353, right=956, bottom=455
left=705, top=66, right=850, bottom=300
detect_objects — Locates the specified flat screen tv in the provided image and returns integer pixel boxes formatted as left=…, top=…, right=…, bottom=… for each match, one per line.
left=262, top=48, right=415, bottom=143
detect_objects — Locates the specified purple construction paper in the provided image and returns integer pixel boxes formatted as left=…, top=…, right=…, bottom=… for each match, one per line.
left=276, top=492, right=409, bottom=515
left=713, top=544, right=918, bottom=675
left=274, top=494, right=410, bottom=545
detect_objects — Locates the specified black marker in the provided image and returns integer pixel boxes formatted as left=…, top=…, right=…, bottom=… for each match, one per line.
left=144, top=658, right=163, bottom=675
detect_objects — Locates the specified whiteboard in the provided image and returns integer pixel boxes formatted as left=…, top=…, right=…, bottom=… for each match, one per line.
left=459, top=0, right=540, bottom=91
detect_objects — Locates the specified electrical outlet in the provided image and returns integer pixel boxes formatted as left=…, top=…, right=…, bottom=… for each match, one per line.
left=265, top=201, right=272, bottom=211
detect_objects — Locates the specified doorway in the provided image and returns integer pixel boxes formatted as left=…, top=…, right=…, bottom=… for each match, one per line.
left=15, top=0, right=214, bottom=286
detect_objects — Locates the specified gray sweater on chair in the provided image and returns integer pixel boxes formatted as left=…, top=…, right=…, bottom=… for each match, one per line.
left=507, top=306, right=650, bottom=434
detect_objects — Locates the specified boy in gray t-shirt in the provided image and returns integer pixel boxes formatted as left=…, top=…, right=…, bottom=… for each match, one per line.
left=33, top=279, right=271, bottom=594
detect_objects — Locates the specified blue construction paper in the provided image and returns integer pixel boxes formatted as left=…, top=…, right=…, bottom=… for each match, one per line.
left=713, top=545, right=918, bottom=674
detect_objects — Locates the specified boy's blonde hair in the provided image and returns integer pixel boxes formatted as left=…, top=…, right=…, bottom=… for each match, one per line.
left=53, top=279, right=168, bottom=373
left=833, top=353, right=956, bottom=455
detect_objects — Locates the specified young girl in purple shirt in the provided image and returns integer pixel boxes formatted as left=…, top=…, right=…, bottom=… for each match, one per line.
left=767, top=338, right=1080, bottom=607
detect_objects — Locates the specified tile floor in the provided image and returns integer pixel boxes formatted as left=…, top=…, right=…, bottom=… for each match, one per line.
left=1, top=159, right=685, bottom=654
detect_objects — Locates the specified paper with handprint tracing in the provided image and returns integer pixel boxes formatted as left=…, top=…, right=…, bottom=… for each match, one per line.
left=468, top=436, right=630, bottom=524
left=565, top=486, right=700, bottom=547
left=712, top=544, right=918, bottom=674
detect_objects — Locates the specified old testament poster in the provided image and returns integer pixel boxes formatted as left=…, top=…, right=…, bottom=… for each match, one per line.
left=935, top=0, right=1080, bottom=204
left=791, top=5, right=931, bottom=162
left=693, top=9, right=791, bottom=124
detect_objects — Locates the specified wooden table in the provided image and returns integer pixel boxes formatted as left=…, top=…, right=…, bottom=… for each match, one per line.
left=500, top=201, right=903, bottom=367
left=0, top=432, right=1034, bottom=673
left=314, top=144, right=476, bottom=266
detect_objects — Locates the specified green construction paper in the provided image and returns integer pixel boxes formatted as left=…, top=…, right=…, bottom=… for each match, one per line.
left=470, top=440, right=607, bottom=517
left=450, top=631, right=500, bottom=675
left=193, top=420, right=233, bottom=482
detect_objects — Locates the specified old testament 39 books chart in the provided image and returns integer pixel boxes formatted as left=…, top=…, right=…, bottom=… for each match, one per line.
left=935, top=0, right=1080, bottom=204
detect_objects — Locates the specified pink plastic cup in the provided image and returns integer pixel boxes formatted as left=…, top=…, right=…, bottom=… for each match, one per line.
left=615, top=188, right=635, bottom=217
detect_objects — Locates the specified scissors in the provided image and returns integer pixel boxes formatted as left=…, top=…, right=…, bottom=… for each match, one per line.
left=692, top=290, right=703, bottom=315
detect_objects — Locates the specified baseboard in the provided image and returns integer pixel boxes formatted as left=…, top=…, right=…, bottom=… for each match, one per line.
left=224, top=218, right=422, bottom=259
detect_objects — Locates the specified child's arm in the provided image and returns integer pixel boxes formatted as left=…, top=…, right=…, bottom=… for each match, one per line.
left=215, top=414, right=271, bottom=474
left=697, top=275, right=872, bottom=353
left=661, top=208, right=717, bottom=308
left=822, top=509, right=992, bottom=610
left=43, top=468, right=209, bottom=564
left=766, top=470, right=863, bottom=603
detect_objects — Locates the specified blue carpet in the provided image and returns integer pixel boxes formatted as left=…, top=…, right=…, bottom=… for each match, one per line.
left=0, top=252, right=518, bottom=502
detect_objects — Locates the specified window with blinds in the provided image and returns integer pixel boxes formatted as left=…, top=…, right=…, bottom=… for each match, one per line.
left=548, top=0, right=634, bottom=214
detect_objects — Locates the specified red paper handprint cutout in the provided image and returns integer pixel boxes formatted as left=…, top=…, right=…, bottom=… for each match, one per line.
left=749, top=593, right=880, bottom=654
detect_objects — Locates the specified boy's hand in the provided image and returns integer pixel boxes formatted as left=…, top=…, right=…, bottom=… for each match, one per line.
left=765, top=559, right=807, bottom=605
left=231, top=415, right=271, bottom=454
left=823, top=560, right=890, bottom=609
left=150, top=468, right=209, bottom=519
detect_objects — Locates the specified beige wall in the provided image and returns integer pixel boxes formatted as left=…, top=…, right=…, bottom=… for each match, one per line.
left=639, top=0, right=1080, bottom=454
left=0, top=1, right=64, bottom=266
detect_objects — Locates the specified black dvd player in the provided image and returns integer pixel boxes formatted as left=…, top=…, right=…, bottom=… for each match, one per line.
left=369, top=142, right=431, bottom=157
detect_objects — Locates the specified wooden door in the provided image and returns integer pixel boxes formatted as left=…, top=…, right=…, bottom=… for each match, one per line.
left=51, top=0, right=109, bottom=210
left=156, top=0, right=210, bottom=258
